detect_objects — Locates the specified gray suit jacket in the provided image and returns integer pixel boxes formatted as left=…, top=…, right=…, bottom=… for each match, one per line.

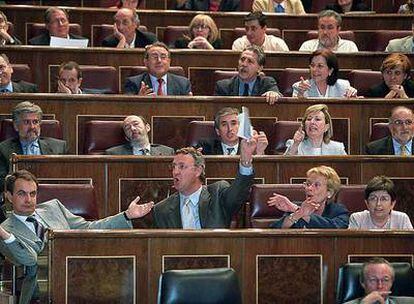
left=0, top=137, right=67, bottom=191
left=214, top=75, right=280, bottom=96
left=11, top=81, right=39, bottom=93
left=344, top=296, right=414, bottom=304
left=153, top=172, right=253, bottom=228
left=0, top=199, right=131, bottom=304
left=124, top=72, right=191, bottom=95
left=105, top=143, right=174, bottom=155
left=385, top=36, right=413, bottom=53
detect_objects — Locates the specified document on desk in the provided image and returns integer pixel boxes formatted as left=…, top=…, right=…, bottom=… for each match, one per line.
left=237, top=106, right=253, bottom=140
left=50, top=36, right=89, bottom=48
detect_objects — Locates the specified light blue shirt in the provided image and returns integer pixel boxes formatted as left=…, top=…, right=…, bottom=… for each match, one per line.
left=392, top=138, right=412, bottom=155
left=238, top=78, right=256, bottom=96
left=0, top=82, right=13, bottom=93
left=20, top=139, right=41, bottom=155
left=149, top=73, right=168, bottom=96
left=180, top=186, right=202, bottom=229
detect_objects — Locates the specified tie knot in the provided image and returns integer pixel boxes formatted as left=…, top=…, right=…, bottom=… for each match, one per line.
left=276, top=4, right=285, bottom=12
left=400, top=144, right=408, bottom=156
left=227, top=147, right=235, bottom=155
left=26, top=215, right=37, bottom=223
left=140, top=148, right=149, bottom=155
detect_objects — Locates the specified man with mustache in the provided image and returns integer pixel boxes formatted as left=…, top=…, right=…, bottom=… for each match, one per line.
left=214, top=45, right=281, bottom=104
left=299, top=10, right=358, bottom=52
left=0, top=102, right=67, bottom=192
left=366, top=106, right=414, bottom=155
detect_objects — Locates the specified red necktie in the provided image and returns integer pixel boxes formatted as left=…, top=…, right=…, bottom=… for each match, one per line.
left=157, top=78, right=164, bottom=96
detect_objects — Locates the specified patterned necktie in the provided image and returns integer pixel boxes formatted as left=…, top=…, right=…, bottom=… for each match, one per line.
left=157, top=78, right=164, bottom=96
left=275, top=4, right=285, bottom=12
left=140, top=148, right=149, bottom=155
left=0, top=88, right=9, bottom=93
left=26, top=216, right=45, bottom=241
left=182, top=198, right=196, bottom=229
left=242, top=83, right=249, bottom=96
left=227, top=147, right=235, bottom=155
left=400, top=145, right=408, bottom=156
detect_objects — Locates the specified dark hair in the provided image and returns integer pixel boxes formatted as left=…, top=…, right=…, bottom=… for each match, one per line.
left=360, top=257, right=395, bottom=284
left=242, top=45, right=266, bottom=66
left=144, top=42, right=170, bottom=59
left=364, top=176, right=397, bottom=201
left=175, top=147, right=206, bottom=182
left=58, top=61, right=82, bottom=79
left=244, top=11, right=266, bottom=27
left=310, top=49, right=339, bottom=85
left=44, top=7, right=69, bottom=24
left=5, top=170, right=38, bottom=193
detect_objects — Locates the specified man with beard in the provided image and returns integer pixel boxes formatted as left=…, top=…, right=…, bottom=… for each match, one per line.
left=105, top=115, right=174, bottom=155
left=299, top=10, right=358, bottom=52
left=0, top=102, right=67, bottom=191
left=214, top=45, right=281, bottom=103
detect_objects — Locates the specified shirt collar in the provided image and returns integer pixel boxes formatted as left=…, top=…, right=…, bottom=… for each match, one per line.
left=149, top=73, right=167, bottom=82
left=20, top=138, right=40, bottom=148
left=392, top=138, right=412, bottom=155
left=13, top=212, right=36, bottom=224
left=180, top=185, right=203, bottom=207
left=0, top=82, right=13, bottom=93
left=221, top=142, right=239, bottom=155
left=125, top=33, right=137, bottom=48
left=273, top=1, right=285, bottom=8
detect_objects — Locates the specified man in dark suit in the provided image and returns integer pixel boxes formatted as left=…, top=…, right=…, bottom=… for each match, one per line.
left=0, top=10, right=22, bottom=45
left=102, top=8, right=157, bottom=48
left=366, top=106, right=414, bottom=155
left=343, top=257, right=414, bottom=304
left=214, top=45, right=281, bottom=104
left=105, top=115, right=174, bottom=155
left=0, top=54, right=38, bottom=93
left=0, top=170, right=153, bottom=304
left=176, top=0, right=240, bottom=11
left=28, top=7, right=87, bottom=46
left=151, top=138, right=256, bottom=228
left=198, top=107, right=268, bottom=155
left=124, top=42, right=192, bottom=95
left=0, top=102, right=68, bottom=192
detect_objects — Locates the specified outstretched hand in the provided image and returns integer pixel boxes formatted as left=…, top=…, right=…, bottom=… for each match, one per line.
left=125, top=196, right=154, bottom=219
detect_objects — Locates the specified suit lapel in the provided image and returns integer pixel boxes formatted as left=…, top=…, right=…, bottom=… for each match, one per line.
left=251, top=77, right=260, bottom=95
left=231, top=76, right=240, bottom=96
left=39, top=138, right=52, bottom=155
left=143, top=73, right=153, bottom=90
left=150, top=145, right=161, bottom=156
left=165, top=194, right=182, bottom=228
left=198, top=186, right=211, bottom=228
left=386, top=136, right=396, bottom=155
left=10, top=138, right=23, bottom=155
left=8, top=215, right=41, bottom=245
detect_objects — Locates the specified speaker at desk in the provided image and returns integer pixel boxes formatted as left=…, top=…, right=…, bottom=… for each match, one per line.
left=157, top=268, right=242, bottom=304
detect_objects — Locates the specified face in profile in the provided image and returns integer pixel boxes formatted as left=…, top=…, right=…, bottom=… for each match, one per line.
left=318, top=16, right=340, bottom=48
left=6, top=178, right=38, bottom=216
left=215, top=113, right=239, bottom=146
left=14, top=112, right=41, bottom=142
left=0, top=55, right=13, bottom=87
left=46, top=9, right=69, bottom=38
left=144, top=46, right=171, bottom=78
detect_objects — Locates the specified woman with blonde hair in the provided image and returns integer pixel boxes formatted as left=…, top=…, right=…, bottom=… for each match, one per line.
left=174, top=14, right=222, bottom=49
left=285, top=104, right=347, bottom=155
left=268, top=165, right=349, bottom=229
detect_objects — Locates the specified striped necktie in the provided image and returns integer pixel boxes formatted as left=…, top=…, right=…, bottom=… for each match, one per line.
left=26, top=215, right=45, bottom=241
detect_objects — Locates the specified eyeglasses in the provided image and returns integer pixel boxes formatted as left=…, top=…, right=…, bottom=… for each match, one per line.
left=169, top=163, right=196, bottom=171
left=193, top=24, right=209, bottom=30
left=20, top=119, right=40, bottom=126
left=367, top=195, right=392, bottom=204
left=309, top=63, right=327, bottom=69
left=366, top=277, right=392, bottom=285
left=318, top=24, right=337, bottom=31
left=391, top=119, right=413, bottom=126
left=303, top=181, right=325, bottom=189
left=148, top=53, right=169, bottom=61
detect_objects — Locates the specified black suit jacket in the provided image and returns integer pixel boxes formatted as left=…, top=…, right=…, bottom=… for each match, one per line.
left=28, top=33, right=87, bottom=46
left=102, top=29, right=157, bottom=48
left=124, top=72, right=191, bottom=95
left=214, top=75, right=280, bottom=96
left=198, top=139, right=241, bottom=155
left=365, top=136, right=414, bottom=155
left=177, top=0, right=240, bottom=11
left=367, top=80, right=414, bottom=98
left=153, top=172, right=254, bottom=228
left=11, top=81, right=39, bottom=93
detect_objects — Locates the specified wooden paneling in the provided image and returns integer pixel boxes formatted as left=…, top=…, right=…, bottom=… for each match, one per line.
left=49, top=230, right=414, bottom=304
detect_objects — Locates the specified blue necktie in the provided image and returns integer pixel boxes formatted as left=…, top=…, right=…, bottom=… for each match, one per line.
left=275, top=4, right=285, bottom=13
left=0, top=88, right=9, bottom=93
left=242, top=83, right=249, bottom=96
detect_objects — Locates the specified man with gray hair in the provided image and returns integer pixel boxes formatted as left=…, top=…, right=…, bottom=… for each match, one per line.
left=0, top=101, right=67, bottom=190
left=102, top=8, right=157, bottom=48
left=0, top=54, right=38, bottom=93
left=299, top=10, right=358, bottom=52
left=214, top=45, right=281, bottom=104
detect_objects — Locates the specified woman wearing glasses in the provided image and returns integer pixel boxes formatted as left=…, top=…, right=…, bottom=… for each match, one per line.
left=367, top=53, right=414, bottom=98
left=267, top=165, right=349, bottom=229
left=174, top=14, right=222, bottom=50
left=349, top=176, right=413, bottom=229
left=285, top=104, right=347, bottom=155
left=292, top=49, right=357, bottom=98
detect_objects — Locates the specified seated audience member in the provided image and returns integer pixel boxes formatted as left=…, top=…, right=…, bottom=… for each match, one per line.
left=398, top=0, right=414, bottom=14
left=176, top=0, right=240, bottom=11
left=114, top=0, right=142, bottom=8
left=102, top=8, right=157, bottom=48
left=325, top=0, right=369, bottom=13
left=232, top=12, right=289, bottom=52
left=252, top=0, right=306, bottom=14
left=284, top=104, right=347, bottom=155
left=0, top=170, right=153, bottom=304
left=366, top=106, right=414, bottom=155
left=151, top=144, right=255, bottom=228
left=197, top=107, right=268, bottom=155
left=349, top=176, right=413, bottom=229
left=291, top=49, right=357, bottom=98
left=385, top=26, right=413, bottom=53
left=215, top=46, right=281, bottom=103
left=28, top=7, right=87, bottom=46
left=299, top=10, right=358, bottom=52
left=0, top=102, right=68, bottom=191
left=105, top=115, right=174, bottom=155
left=367, top=53, right=414, bottom=98
left=343, top=258, right=414, bottom=304
left=124, top=42, right=192, bottom=95
left=268, top=165, right=349, bottom=228
left=0, top=54, right=38, bottom=93
left=0, top=10, right=21, bottom=45
left=174, top=14, right=222, bottom=50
